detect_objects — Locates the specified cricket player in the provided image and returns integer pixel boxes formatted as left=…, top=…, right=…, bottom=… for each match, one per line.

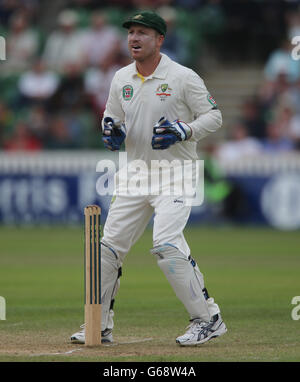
left=71, top=10, right=227, bottom=346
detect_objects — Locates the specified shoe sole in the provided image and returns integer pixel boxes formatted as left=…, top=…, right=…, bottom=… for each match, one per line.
left=70, top=337, right=113, bottom=344
left=70, top=337, right=85, bottom=344
left=102, top=339, right=113, bottom=344
left=176, top=322, right=227, bottom=347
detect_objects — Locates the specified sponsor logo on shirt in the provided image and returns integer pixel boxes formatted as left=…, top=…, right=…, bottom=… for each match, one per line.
left=207, top=93, right=218, bottom=108
left=123, top=85, right=133, bottom=100
left=174, top=198, right=184, bottom=204
left=156, top=83, right=172, bottom=101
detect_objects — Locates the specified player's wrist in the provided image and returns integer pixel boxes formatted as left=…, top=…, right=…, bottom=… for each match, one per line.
left=175, top=120, right=193, bottom=141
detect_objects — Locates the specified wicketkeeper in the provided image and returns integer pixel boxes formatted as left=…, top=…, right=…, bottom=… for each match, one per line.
left=72, top=10, right=227, bottom=346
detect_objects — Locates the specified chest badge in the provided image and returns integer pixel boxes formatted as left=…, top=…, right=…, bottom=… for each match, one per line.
left=156, top=83, right=172, bottom=101
left=123, top=85, right=133, bottom=100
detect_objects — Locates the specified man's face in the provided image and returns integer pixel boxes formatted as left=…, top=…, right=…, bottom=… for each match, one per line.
left=127, top=24, right=164, bottom=62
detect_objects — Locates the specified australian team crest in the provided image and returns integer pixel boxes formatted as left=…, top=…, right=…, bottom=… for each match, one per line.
left=156, top=83, right=172, bottom=101
left=122, top=85, right=133, bottom=100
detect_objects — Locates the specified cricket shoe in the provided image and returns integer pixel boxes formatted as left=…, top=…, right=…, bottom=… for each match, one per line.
left=70, top=324, right=113, bottom=344
left=176, top=314, right=227, bottom=346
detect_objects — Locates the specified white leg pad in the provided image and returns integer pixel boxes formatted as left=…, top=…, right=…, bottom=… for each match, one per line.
left=151, top=244, right=219, bottom=322
left=101, top=243, right=121, bottom=331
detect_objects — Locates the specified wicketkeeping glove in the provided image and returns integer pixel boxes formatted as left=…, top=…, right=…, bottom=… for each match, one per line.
left=151, top=117, right=192, bottom=150
left=102, top=117, right=126, bottom=151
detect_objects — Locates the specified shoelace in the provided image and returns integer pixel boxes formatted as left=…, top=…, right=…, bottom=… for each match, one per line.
left=102, top=328, right=111, bottom=336
left=185, top=320, right=206, bottom=334
left=78, top=324, right=110, bottom=336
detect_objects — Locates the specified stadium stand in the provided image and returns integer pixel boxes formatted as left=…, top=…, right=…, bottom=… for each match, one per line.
left=0, top=0, right=300, bottom=153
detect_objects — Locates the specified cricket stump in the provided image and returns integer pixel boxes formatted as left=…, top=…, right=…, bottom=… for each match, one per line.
left=84, top=205, right=102, bottom=346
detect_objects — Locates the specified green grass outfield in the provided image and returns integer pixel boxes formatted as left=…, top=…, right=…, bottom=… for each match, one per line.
left=0, top=225, right=299, bottom=362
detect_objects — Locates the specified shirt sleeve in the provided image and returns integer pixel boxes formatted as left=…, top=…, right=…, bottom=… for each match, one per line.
left=183, top=69, right=222, bottom=142
left=101, top=72, right=125, bottom=131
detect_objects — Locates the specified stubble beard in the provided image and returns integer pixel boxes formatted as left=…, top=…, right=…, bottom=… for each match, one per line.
left=131, top=44, right=159, bottom=64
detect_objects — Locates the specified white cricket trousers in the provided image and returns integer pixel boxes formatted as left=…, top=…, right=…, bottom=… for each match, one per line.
left=102, top=194, right=191, bottom=263
left=101, top=193, right=221, bottom=326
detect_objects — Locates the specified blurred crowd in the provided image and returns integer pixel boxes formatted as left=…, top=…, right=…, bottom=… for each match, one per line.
left=0, top=0, right=299, bottom=153
left=215, top=24, right=300, bottom=162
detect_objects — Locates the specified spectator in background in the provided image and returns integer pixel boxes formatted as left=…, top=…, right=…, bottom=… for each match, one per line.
left=18, top=59, right=60, bottom=107
left=48, top=62, right=85, bottom=113
left=264, top=39, right=300, bottom=84
left=0, top=101, right=14, bottom=146
left=42, top=9, right=85, bottom=72
left=45, top=112, right=95, bottom=149
left=45, top=116, right=73, bottom=149
left=240, top=97, right=266, bottom=139
left=0, top=0, right=40, bottom=26
left=174, top=0, right=202, bottom=10
left=3, top=121, right=42, bottom=151
left=2, top=11, right=39, bottom=74
left=202, top=143, right=250, bottom=222
left=273, top=103, right=300, bottom=150
left=216, top=122, right=262, bottom=161
left=288, top=113, right=300, bottom=150
left=196, top=0, right=225, bottom=51
left=286, top=7, right=300, bottom=40
left=258, top=72, right=290, bottom=116
left=157, top=6, right=189, bottom=64
left=131, top=0, right=166, bottom=8
left=277, top=79, right=300, bottom=150
left=262, top=123, right=294, bottom=153
left=66, top=0, right=113, bottom=9
left=84, top=53, right=122, bottom=115
left=0, top=0, right=19, bottom=26
left=26, top=104, right=49, bottom=144
left=46, top=62, right=97, bottom=148
left=81, top=10, right=122, bottom=68
left=275, top=76, right=300, bottom=115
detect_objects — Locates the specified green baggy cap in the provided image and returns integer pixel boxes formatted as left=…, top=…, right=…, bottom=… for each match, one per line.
left=122, top=10, right=167, bottom=36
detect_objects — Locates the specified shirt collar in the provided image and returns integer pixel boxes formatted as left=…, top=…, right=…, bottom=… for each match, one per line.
left=131, top=53, right=171, bottom=80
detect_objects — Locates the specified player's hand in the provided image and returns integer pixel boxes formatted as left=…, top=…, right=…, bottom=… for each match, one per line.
left=151, top=117, right=192, bottom=150
left=102, top=117, right=126, bottom=151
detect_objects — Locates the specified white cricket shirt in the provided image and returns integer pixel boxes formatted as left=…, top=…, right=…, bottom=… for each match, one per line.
left=103, top=53, right=222, bottom=164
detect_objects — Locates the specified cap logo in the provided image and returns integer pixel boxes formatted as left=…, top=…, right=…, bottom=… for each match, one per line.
left=133, top=14, right=143, bottom=20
